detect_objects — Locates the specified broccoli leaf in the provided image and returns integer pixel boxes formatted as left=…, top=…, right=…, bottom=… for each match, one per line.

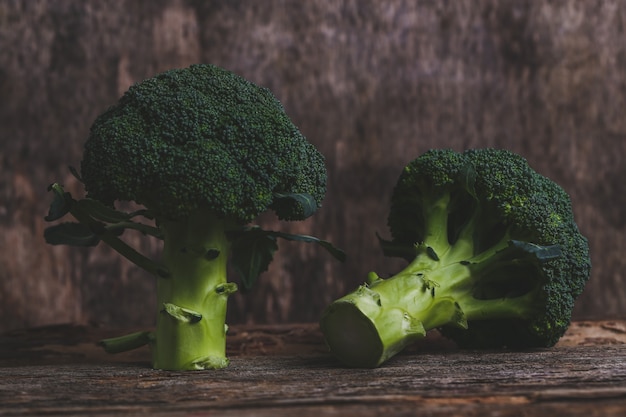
left=229, top=226, right=346, bottom=289
left=74, top=199, right=134, bottom=223
left=74, top=198, right=153, bottom=223
left=68, top=165, right=83, bottom=183
left=266, top=230, right=346, bottom=262
left=44, top=183, right=74, bottom=221
left=273, top=192, right=318, bottom=219
left=229, top=227, right=279, bottom=289
left=508, top=240, right=562, bottom=262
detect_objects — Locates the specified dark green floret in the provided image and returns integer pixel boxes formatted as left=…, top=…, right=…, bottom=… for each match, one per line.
left=81, top=64, right=326, bottom=222
left=320, top=148, right=590, bottom=368
left=44, top=64, right=343, bottom=370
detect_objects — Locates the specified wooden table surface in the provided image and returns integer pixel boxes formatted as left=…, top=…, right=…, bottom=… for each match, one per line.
left=1, top=321, right=625, bottom=416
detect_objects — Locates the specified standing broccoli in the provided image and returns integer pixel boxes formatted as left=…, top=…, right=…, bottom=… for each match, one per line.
left=44, top=64, right=343, bottom=370
left=320, top=149, right=590, bottom=368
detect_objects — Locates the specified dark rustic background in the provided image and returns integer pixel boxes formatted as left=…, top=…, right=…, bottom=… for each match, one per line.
left=1, top=0, right=624, bottom=334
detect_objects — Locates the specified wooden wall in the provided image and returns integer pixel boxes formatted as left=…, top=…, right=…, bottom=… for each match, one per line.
left=1, top=0, right=624, bottom=333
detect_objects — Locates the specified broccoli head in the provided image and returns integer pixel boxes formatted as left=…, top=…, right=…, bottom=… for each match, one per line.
left=81, top=63, right=325, bottom=222
left=44, top=64, right=343, bottom=370
left=320, top=148, right=590, bottom=368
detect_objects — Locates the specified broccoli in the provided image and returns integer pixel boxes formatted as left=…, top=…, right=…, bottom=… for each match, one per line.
left=320, top=149, right=590, bottom=368
left=44, top=64, right=344, bottom=370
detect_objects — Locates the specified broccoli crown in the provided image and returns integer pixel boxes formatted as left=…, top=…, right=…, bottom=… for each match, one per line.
left=81, top=64, right=326, bottom=223
left=387, top=148, right=591, bottom=348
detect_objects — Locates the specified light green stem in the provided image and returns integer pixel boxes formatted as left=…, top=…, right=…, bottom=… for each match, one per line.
left=153, top=210, right=237, bottom=370
left=321, top=244, right=542, bottom=368
left=320, top=253, right=467, bottom=368
left=320, top=256, right=468, bottom=368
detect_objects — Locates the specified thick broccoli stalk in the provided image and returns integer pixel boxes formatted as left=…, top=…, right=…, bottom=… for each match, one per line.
left=153, top=211, right=237, bottom=370
left=44, top=64, right=343, bottom=370
left=320, top=149, right=590, bottom=368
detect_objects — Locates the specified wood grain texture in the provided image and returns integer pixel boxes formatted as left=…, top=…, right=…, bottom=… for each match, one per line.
left=0, top=321, right=625, bottom=416
left=0, top=0, right=624, bottom=332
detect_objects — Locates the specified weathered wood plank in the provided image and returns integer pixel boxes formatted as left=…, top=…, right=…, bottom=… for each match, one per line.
left=1, top=347, right=625, bottom=416
left=0, top=322, right=625, bottom=416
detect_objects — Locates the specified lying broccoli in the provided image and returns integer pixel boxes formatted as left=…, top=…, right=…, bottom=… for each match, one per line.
left=44, top=64, right=343, bottom=370
left=320, top=149, right=590, bottom=368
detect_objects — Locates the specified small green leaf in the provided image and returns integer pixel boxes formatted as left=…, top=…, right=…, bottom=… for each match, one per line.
left=228, top=226, right=345, bottom=289
left=74, top=198, right=133, bottom=223
left=68, top=166, right=83, bottom=183
left=44, top=183, right=74, bottom=222
left=273, top=192, right=318, bottom=219
left=230, top=227, right=279, bottom=289
left=508, top=240, right=562, bottom=262
left=44, top=223, right=100, bottom=247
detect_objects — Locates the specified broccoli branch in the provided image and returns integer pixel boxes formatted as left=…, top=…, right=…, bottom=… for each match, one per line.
left=44, top=183, right=169, bottom=278
left=321, top=189, right=562, bottom=368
